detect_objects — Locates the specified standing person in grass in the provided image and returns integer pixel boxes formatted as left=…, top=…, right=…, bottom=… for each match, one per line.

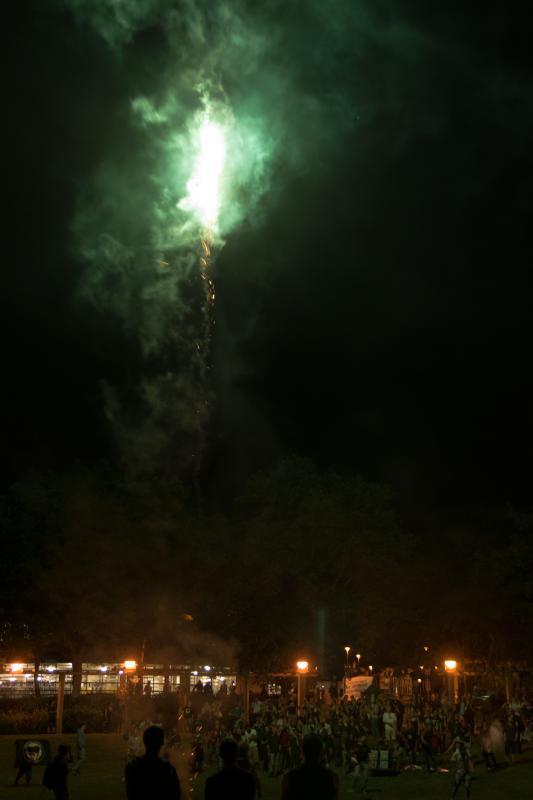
left=351, top=736, right=370, bottom=794
left=282, top=734, right=338, bottom=800
left=73, top=723, right=86, bottom=775
left=125, top=725, right=181, bottom=800
left=205, top=739, right=256, bottom=800
left=43, top=744, right=70, bottom=800
left=382, top=706, right=397, bottom=744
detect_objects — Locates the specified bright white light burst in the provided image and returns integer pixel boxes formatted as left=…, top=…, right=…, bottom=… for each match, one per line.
left=180, top=115, right=226, bottom=229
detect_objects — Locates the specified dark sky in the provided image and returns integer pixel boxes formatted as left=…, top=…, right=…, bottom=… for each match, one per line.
left=5, top=1, right=533, bottom=519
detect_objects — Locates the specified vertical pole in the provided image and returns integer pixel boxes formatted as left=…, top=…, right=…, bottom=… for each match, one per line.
left=182, top=670, right=191, bottom=703
left=56, top=673, right=65, bottom=735
left=243, top=673, right=250, bottom=724
left=297, top=674, right=301, bottom=713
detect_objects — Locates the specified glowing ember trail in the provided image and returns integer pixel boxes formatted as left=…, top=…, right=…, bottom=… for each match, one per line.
left=179, top=111, right=227, bottom=501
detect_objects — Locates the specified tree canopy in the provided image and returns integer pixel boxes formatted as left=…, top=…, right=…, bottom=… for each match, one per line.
left=1, top=460, right=531, bottom=673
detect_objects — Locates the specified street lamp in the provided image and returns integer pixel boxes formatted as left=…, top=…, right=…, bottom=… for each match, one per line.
left=444, top=660, right=459, bottom=704
left=296, top=661, right=309, bottom=713
left=355, top=653, right=361, bottom=672
left=344, top=646, right=351, bottom=666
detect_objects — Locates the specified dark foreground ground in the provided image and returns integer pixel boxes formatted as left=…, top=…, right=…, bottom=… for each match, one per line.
left=1, top=734, right=532, bottom=800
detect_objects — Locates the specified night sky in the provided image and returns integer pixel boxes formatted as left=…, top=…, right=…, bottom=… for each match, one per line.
left=6, top=1, right=533, bottom=523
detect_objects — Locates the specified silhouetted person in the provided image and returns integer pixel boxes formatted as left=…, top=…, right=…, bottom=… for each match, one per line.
left=281, top=734, right=339, bottom=800
left=205, top=738, right=256, bottom=800
left=14, top=761, right=32, bottom=786
left=46, top=744, right=70, bottom=800
left=125, top=725, right=181, bottom=800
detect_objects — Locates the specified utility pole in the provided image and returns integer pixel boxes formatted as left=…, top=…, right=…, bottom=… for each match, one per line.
left=56, top=673, right=65, bottom=734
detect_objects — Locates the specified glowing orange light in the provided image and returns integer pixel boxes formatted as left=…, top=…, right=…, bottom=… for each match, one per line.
left=124, top=660, right=137, bottom=670
left=296, top=660, right=309, bottom=672
left=444, top=660, right=457, bottom=671
left=10, top=663, right=24, bottom=673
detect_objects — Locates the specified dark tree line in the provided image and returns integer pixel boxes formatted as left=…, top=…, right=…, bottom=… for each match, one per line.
left=1, top=459, right=532, bottom=679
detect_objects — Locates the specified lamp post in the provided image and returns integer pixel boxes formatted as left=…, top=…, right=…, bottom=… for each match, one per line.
left=296, top=661, right=309, bottom=713
left=355, top=653, right=361, bottom=673
left=344, top=647, right=351, bottom=697
left=444, top=660, right=459, bottom=704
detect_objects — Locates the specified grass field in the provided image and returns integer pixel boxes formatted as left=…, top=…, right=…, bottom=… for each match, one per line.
left=1, top=734, right=532, bottom=800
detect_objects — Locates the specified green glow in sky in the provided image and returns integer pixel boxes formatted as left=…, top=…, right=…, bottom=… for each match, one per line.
left=179, top=113, right=227, bottom=231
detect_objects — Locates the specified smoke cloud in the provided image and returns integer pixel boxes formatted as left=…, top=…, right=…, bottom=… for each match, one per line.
left=65, top=1, right=450, bottom=484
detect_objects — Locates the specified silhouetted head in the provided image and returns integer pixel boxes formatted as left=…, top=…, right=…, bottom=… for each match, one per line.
left=143, top=725, right=165, bottom=755
left=302, top=734, right=323, bottom=764
left=219, top=738, right=238, bottom=766
left=57, top=744, right=69, bottom=758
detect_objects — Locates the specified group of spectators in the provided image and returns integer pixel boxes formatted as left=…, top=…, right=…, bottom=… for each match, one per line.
left=173, top=683, right=532, bottom=793
left=28, top=679, right=532, bottom=800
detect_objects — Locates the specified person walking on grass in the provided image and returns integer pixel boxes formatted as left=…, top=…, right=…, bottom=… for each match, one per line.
left=479, top=724, right=497, bottom=772
left=450, top=741, right=473, bottom=799
left=14, top=760, right=32, bottom=786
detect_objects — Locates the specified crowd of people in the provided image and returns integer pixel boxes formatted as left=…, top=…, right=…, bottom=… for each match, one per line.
left=165, top=681, right=532, bottom=795
left=11, top=678, right=532, bottom=798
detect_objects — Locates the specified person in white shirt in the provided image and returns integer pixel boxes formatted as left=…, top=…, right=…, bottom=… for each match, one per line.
left=382, top=708, right=397, bottom=743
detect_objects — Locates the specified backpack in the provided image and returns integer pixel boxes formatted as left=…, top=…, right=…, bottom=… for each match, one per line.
left=42, top=762, right=57, bottom=790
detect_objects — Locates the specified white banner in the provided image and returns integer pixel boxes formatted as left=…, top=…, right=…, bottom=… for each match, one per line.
left=344, top=675, right=374, bottom=698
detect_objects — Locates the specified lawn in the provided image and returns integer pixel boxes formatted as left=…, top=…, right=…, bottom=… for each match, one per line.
left=1, top=734, right=532, bottom=800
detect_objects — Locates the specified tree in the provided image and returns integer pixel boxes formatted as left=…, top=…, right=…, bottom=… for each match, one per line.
left=199, top=458, right=420, bottom=670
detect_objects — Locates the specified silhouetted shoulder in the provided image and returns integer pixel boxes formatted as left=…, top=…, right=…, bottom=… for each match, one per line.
left=282, top=764, right=338, bottom=800
left=125, top=755, right=181, bottom=800
left=205, top=765, right=256, bottom=800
